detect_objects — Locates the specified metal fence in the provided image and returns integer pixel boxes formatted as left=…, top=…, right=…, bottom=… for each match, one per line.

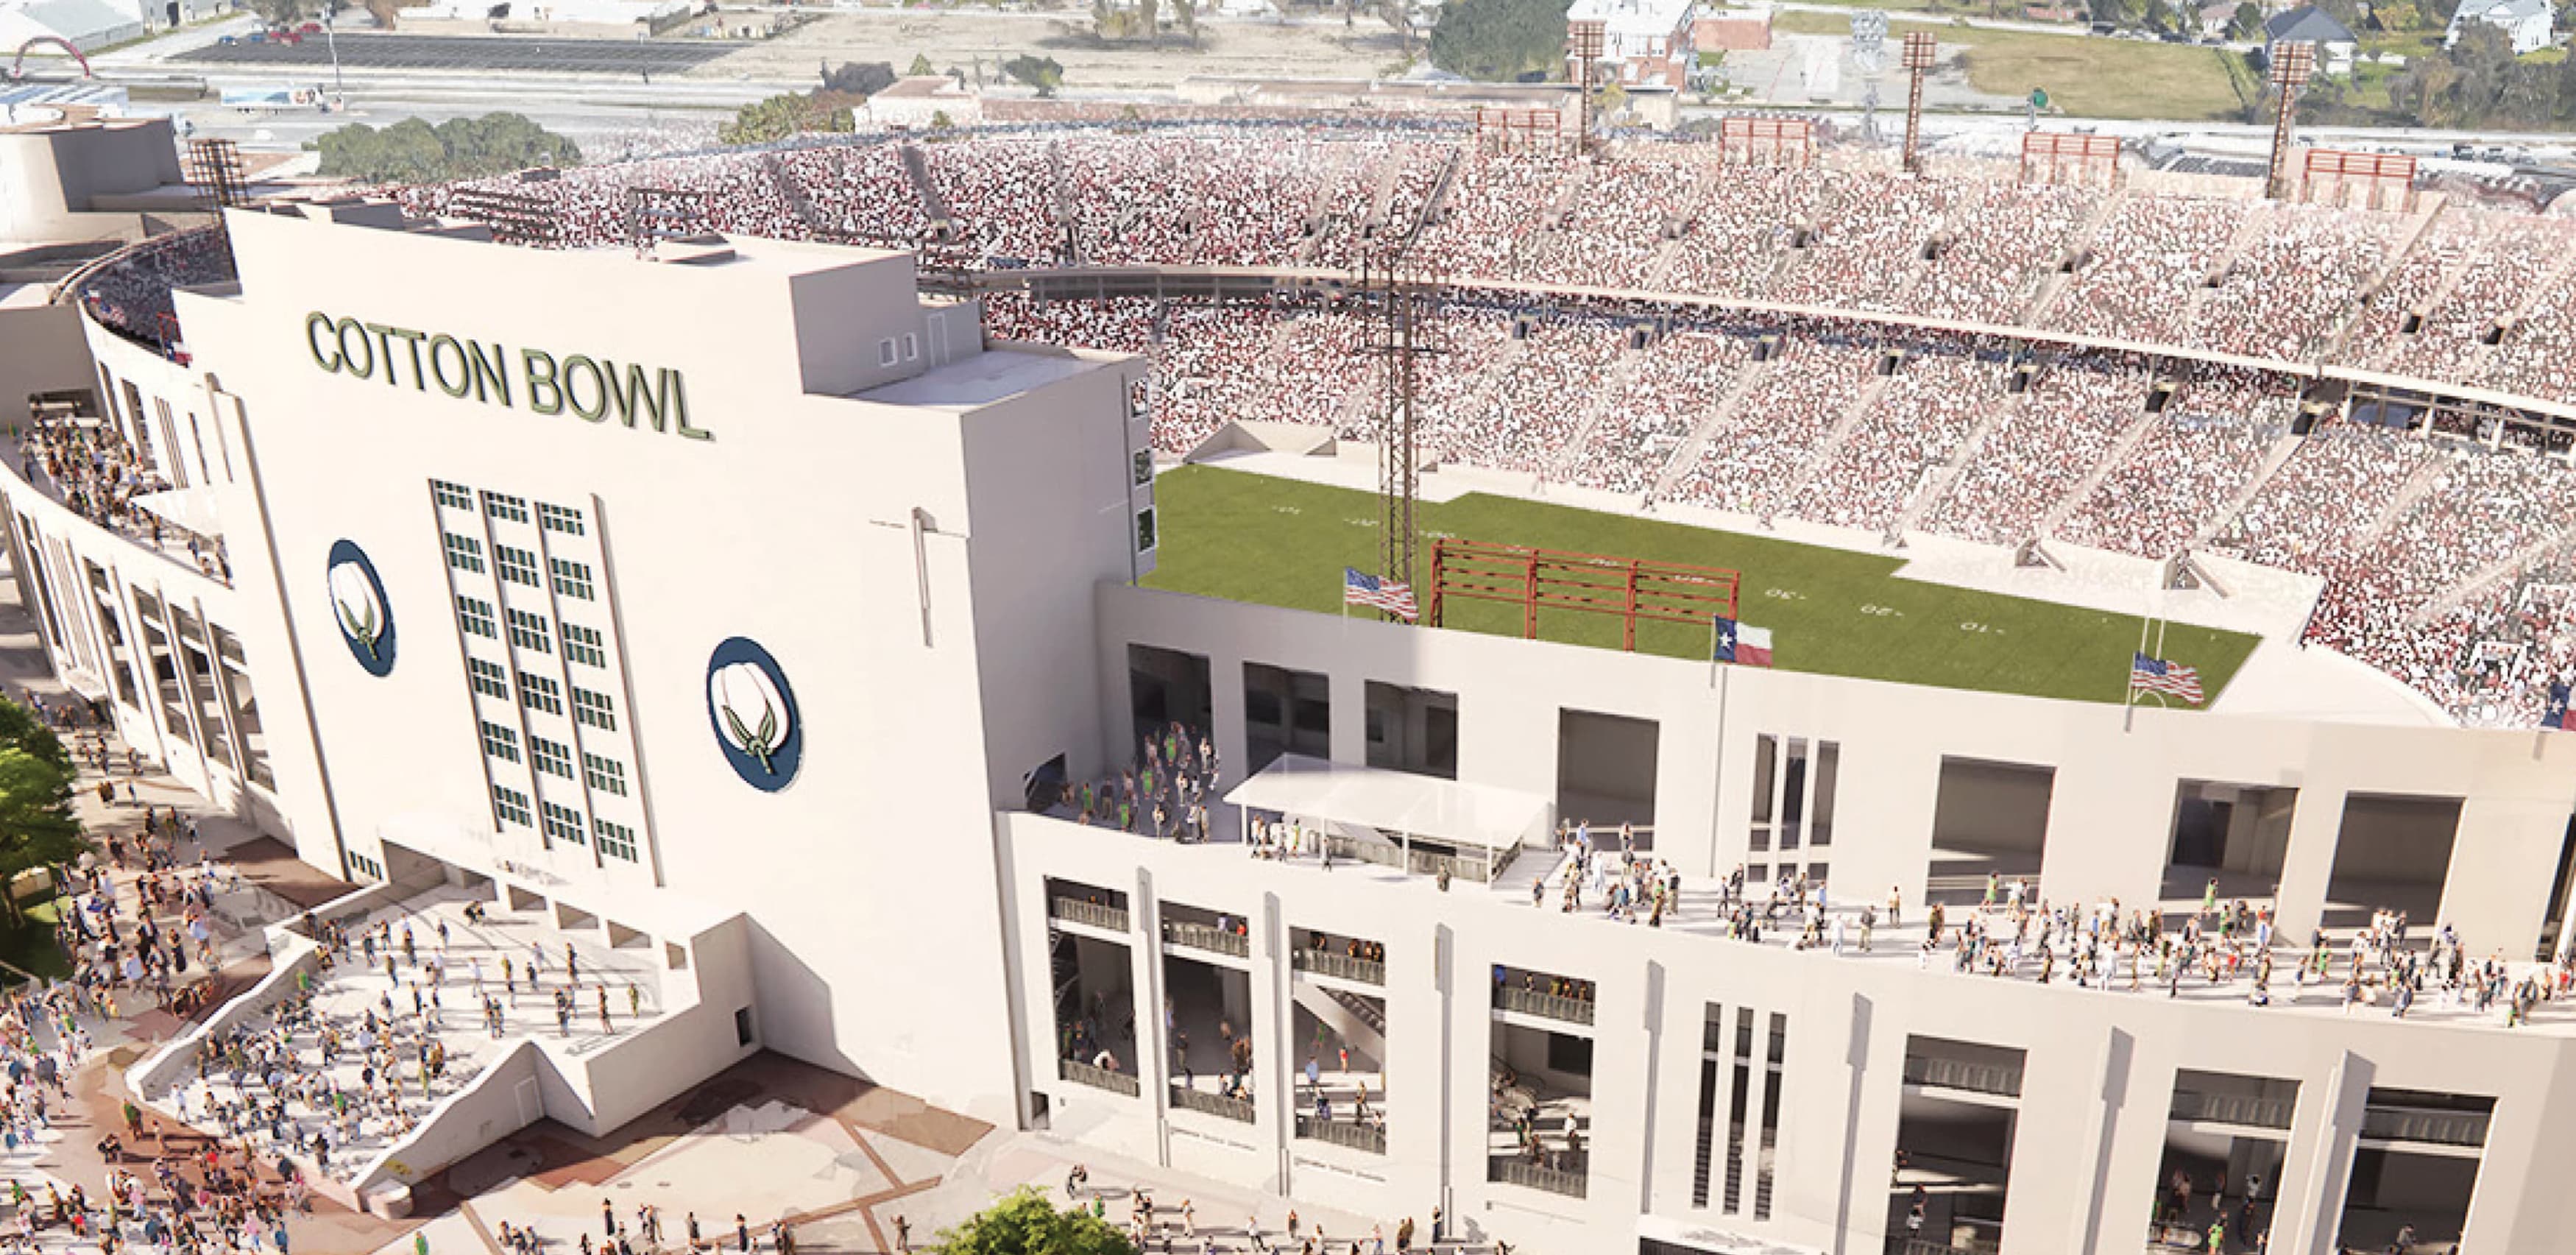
left=2169, top=1090, right=2294, bottom=1130
left=1487, top=1157, right=1588, bottom=1198
left=1496, top=985, right=1596, bottom=1026
left=1058, top=1057, right=1139, bottom=1097
left=1050, top=897, right=1130, bottom=933
left=1162, top=920, right=1250, bottom=958
left=1292, top=948, right=1386, bottom=986
left=1900, top=1055, right=2022, bottom=1099
left=1170, top=1083, right=1255, bottom=1123
left=2362, top=1106, right=2489, bottom=1148
left=1295, top=1114, right=1389, bottom=1154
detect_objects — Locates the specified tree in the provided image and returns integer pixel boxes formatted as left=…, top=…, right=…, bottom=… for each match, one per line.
left=1377, top=0, right=1422, bottom=59
left=313, top=113, right=581, bottom=183
left=718, top=93, right=857, bottom=145
left=1002, top=54, right=1065, bottom=96
left=1429, top=0, right=1574, bottom=82
left=933, top=1189, right=1133, bottom=1255
left=823, top=60, right=897, bottom=96
left=910, top=52, right=938, bottom=76
left=2226, top=1, right=2262, bottom=39
left=247, top=0, right=307, bottom=25
left=0, top=701, right=81, bottom=925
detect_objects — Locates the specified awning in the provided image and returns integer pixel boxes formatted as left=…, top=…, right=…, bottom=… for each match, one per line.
left=1222, top=754, right=1552, bottom=854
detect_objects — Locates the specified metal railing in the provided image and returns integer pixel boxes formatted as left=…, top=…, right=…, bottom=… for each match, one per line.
left=1488, top=1157, right=1588, bottom=1198
left=1901, top=1056, right=2023, bottom=1099
left=1292, top=948, right=1386, bottom=986
left=1496, top=986, right=1595, bottom=1026
left=1889, top=1240, right=1995, bottom=1255
left=1324, top=835, right=1405, bottom=869
left=2362, top=1106, right=2490, bottom=1148
left=2169, top=1090, right=2294, bottom=1130
left=1058, top=1057, right=1139, bottom=1097
left=1169, top=1083, right=1255, bottom=1123
left=1161, top=920, right=1250, bottom=958
left=1295, top=1114, right=1389, bottom=1154
left=1050, top=897, right=1130, bottom=933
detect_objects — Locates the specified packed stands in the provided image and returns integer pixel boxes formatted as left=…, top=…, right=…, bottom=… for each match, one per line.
left=77, top=124, right=2576, bottom=729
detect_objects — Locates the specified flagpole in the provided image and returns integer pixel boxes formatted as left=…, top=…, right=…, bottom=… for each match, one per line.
left=2125, top=607, right=2148, bottom=733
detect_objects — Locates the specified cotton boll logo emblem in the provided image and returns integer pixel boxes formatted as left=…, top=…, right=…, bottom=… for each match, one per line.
left=326, top=540, right=396, bottom=677
left=706, top=637, right=800, bottom=791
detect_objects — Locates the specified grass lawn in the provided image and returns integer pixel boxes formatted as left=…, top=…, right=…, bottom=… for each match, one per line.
left=1144, top=466, right=2259, bottom=707
left=0, top=901, right=71, bottom=984
left=1769, top=12, right=2250, bottom=121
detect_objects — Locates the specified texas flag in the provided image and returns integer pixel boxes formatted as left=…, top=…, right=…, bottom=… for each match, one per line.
left=2547, top=682, right=2576, bottom=730
left=1713, top=616, right=1774, bottom=668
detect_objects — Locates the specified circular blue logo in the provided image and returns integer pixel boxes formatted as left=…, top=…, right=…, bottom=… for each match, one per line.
left=326, top=539, right=396, bottom=677
left=706, top=637, right=800, bottom=791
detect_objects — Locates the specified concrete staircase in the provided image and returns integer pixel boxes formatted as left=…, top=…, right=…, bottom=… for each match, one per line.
left=2039, top=410, right=2162, bottom=537
left=1647, top=356, right=1779, bottom=503
left=2023, top=186, right=2130, bottom=328
left=1766, top=374, right=1894, bottom=523
left=2195, top=427, right=2309, bottom=547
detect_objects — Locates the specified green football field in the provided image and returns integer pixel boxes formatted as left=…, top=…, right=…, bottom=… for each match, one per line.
left=1142, top=466, right=2260, bottom=707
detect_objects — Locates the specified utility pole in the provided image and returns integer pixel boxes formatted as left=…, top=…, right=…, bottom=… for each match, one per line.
left=1567, top=18, right=1604, bottom=154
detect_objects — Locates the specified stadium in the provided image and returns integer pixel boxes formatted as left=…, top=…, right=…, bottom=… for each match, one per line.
left=18, top=102, right=2576, bottom=1255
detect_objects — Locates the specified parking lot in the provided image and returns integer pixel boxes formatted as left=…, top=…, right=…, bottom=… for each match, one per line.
left=178, top=32, right=735, bottom=75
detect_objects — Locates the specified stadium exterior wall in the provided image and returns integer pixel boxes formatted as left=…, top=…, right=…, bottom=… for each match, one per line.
left=1096, top=584, right=2576, bottom=960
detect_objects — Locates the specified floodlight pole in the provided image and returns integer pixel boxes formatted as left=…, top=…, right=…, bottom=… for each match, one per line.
left=1901, top=32, right=1936, bottom=174
left=2267, top=40, right=2315, bottom=200
left=324, top=2, right=343, bottom=93
left=1568, top=19, right=1604, bottom=153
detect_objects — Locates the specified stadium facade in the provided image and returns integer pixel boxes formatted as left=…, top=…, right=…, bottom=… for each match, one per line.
left=24, top=199, right=2576, bottom=1254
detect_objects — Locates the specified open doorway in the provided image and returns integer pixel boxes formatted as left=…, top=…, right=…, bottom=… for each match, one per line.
left=1558, top=709, right=1657, bottom=832
left=1491, top=964, right=1596, bottom=1201
left=1244, top=661, right=1330, bottom=775
left=2162, top=781, right=2299, bottom=914
left=1895, top=1036, right=2025, bottom=1254
left=1129, top=645, right=1213, bottom=760
left=1927, top=758, right=2055, bottom=908
left=2323, top=794, right=2462, bottom=933
left=1365, top=682, right=1458, bottom=779
left=2334, top=1089, right=2492, bottom=1255
left=2151, top=1070, right=2297, bottom=1252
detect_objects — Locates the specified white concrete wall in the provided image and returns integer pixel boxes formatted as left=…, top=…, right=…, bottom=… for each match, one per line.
left=1005, top=811, right=2576, bottom=1255
left=1099, top=585, right=2576, bottom=961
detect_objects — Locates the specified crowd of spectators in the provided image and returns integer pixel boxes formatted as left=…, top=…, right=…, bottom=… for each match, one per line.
left=2048, top=197, right=2246, bottom=344
left=1665, top=339, right=1875, bottom=517
left=72, top=227, right=238, bottom=355
left=1560, top=328, right=1756, bottom=496
left=1783, top=350, right=1996, bottom=534
left=2056, top=371, right=2297, bottom=560
left=78, top=125, right=2576, bottom=729
left=1926, top=354, right=2146, bottom=545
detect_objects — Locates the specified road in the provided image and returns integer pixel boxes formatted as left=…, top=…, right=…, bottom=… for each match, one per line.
left=175, top=32, right=737, bottom=76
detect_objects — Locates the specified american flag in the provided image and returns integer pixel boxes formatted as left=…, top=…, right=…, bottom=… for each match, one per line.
left=2130, top=653, right=2204, bottom=704
left=1343, top=568, right=1418, bottom=621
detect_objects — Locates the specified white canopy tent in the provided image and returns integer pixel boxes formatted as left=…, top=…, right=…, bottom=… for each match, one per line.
left=1222, top=754, right=1554, bottom=882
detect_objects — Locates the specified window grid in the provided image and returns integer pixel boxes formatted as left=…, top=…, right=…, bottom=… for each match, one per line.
left=442, top=533, right=485, bottom=573
left=481, top=492, right=529, bottom=523
left=537, top=501, right=587, bottom=535
left=539, top=799, right=587, bottom=846
left=571, top=686, right=618, bottom=731
left=495, top=543, right=541, bottom=587
left=478, top=720, right=521, bottom=763
left=562, top=623, right=606, bottom=668
left=548, top=557, right=595, bottom=601
left=505, top=609, right=552, bottom=654
left=492, top=785, right=533, bottom=828
left=582, top=752, right=628, bottom=796
left=467, top=657, right=509, bottom=700
left=528, top=735, right=574, bottom=779
left=432, top=481, right=473, bottom=510
left=456, top=596, right=498, bottom=639
left=517, top=671, right=563, bottom=715
left=592, top=817, right=638, bottom=862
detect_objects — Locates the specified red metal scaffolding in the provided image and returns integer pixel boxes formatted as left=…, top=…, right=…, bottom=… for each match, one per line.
left=1428, top=538, right=1741, bottom=651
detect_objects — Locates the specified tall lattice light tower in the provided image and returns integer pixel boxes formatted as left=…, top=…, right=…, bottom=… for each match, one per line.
left=1568, top=18, right=1606, bottom=151
left=2266, top=40, right=2315, bottom=200
left=1901, top=31, right=1937, bottom=174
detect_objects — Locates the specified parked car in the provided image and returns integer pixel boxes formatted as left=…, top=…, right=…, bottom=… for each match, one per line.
left=273, top=29, right=303, bottom=43
left=297, top=20, right=321, bottom=32
left=215, top=32, right=237, bottom=43
left=244, top=29, right=266, bottom=41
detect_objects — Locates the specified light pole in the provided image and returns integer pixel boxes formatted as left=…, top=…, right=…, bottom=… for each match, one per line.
left=322, top=0, right=343, bottom=94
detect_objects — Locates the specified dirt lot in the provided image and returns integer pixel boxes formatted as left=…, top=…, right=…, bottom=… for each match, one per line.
left=689, top=7, right=1418, bottom=92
